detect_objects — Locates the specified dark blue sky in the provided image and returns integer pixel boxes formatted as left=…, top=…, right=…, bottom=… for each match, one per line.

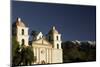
left=12, top=1, right=96, bottom=41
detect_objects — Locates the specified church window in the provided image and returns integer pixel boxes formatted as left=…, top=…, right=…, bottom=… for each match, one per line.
left=57, top=44, right=59, bottom=49
left=21, top=39, right=25, bottom=46
left=22, top=29, right=24, bottom=35
left=56, top=36, right=59, bottom=40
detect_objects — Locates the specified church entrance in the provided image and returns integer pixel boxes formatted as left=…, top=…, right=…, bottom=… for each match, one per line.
left=41, top=60, right=46, bottom=64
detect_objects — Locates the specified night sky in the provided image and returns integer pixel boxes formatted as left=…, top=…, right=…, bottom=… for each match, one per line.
left=12, top=1, right=96, bottom=41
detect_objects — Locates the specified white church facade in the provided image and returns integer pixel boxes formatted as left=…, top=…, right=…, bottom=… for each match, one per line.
left=12, top=17, right=63, bottom=64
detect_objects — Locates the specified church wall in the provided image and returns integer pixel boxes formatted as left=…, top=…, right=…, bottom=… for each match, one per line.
left=51, top=49, right=63, bottom=63
left=36, top=48, right=39, bottom=63
left=46, top=48, right=49, bottom=63
left=32, top=43, right=52, bottom=48
left=53, top=34, right=61, bottom=41
left=39, top=48, right=46, bottom=63
left=17, top=26, right=28, bottom=35
left=33, top=46, right=52, bottom=64
left=52, top=34, right=62, bottom=49
left=33, top=39, right=52, bottom=46
left=17, top=35, right=29, bottom=46
left=33, top=40, right=42, bottom=44
left=16, top=26, right=29, bottom=46
left=49, top=48, right=52, bottom=63
left=53, top=41, right=62, bottom=49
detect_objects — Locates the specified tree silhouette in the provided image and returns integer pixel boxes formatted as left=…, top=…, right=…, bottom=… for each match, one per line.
left=12, top=36, right=35, bottom=66
left=62, top=41, right=96, bottom=63
left=12, top=36, right=21, bottom=66
left=20, top=46, right=34, bottom=65
left=30, top=30, right=38, bottom=41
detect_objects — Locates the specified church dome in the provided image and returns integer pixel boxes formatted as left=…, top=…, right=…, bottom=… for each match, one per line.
left=48, top=26, right=59, bottom=34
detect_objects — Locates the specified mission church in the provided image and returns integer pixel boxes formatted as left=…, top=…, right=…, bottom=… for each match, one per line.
left=12, top=17, right=63, bottom=64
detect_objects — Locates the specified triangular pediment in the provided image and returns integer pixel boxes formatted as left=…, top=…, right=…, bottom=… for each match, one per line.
left=32, top=38, right=52, bottom=47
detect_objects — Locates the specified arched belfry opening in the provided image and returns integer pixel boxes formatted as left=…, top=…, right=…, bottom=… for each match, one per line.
left=21, top=39, right=25, bottom=46
left=57, top=44, right=59, bottom=49
left=56, top=36, right=59, bottom=40
left=22, top=29, right=24, bottom=35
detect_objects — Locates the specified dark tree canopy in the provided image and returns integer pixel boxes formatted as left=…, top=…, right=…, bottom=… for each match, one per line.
left=12, top=36, right=35, bottom=66
left=62, top=41, right=96, bottom=63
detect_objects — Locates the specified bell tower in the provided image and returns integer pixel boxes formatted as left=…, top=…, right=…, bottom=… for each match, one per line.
left=15, top=17, right=29, bottom=46
left=47, top=26, right=62, bottom=49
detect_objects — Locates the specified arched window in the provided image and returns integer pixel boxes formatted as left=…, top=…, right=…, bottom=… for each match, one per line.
left=21, top=39, right=25, bottom=46
left=56, top=36, right=59, bottom=40
left=22, top=29, right=24, bottom=35
left=57, top=44, right=59, bottom=49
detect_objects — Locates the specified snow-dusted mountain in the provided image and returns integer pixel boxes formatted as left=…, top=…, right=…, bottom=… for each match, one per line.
left=71, top=40, right=96, bottom=46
